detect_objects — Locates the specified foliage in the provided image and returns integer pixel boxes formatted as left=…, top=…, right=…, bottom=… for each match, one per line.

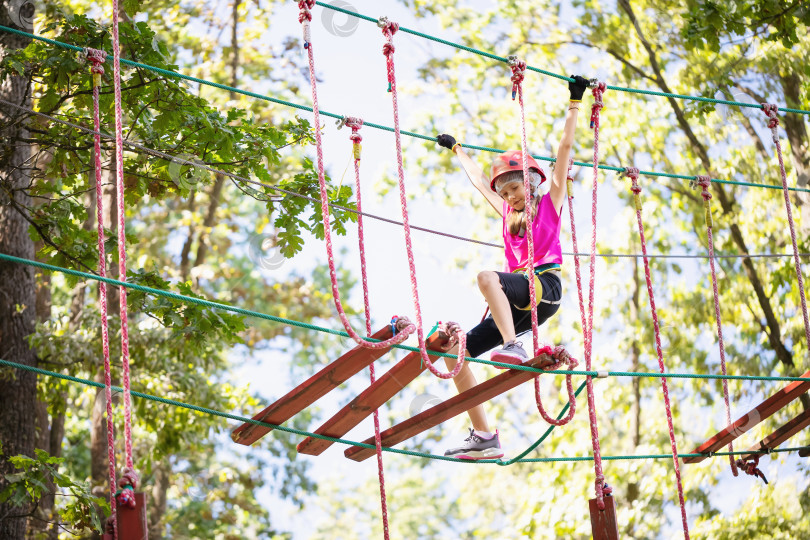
left=0, top=449, right=108, bottom=535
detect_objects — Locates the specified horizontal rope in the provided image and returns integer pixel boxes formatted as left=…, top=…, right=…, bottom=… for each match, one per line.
left=314, top=2, right=809, bottom=116
left=3, top=252, right=810, bottom=384
left=2, top=359, right=805, bottom=465
left=2, top=26, right=809, bottom=196
left=4, top=98, right=809, bottom=263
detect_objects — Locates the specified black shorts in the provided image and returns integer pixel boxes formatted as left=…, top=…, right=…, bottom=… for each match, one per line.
left=465, top=271, right=562, bottom=358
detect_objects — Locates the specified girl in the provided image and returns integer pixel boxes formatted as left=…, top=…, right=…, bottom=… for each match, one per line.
left=434, top=75, right=589, bottom=459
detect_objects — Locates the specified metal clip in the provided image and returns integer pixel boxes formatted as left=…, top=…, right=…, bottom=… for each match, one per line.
left=335, top=116, right=348, bottom=129
left=377, top=16, right=389, bottom=28
left=506, top=54, right=519, bottom=66
left=588, top=78, right=599, bottom=88
left=596, top=371, right=609, bottom=379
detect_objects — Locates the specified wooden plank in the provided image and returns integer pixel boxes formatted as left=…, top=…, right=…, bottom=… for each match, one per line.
left=297, top=333, right=446, bottom=456
left=589, top=495, right=620, bottom=540
left=344, top=352, right=556, bottom=462
left=232, top=326, right=394, bottom=446
left=739, top=408, right=810, bottom=462
left=102, top=492, right=149, bottom=540
left=683, top=369, right=810, bottom=464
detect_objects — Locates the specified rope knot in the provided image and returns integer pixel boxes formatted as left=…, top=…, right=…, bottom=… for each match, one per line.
left=735, top=456, right=768, bottom=484
left=115, top=467, right=139, bottom=508
left=694, top=175, right=712, bottom=200
left=379, top=17, right=399, bottom=57
left=590, top=81, right=606, bottom=129
left=507, top=56, right=526, bottom=100
left=761, top=103, right=779, bottom=130
left=624, top=167, right=641, bottom=193
left=85, top=48, right=107, bottom=74
left=297, top=0, right=315, bottom=22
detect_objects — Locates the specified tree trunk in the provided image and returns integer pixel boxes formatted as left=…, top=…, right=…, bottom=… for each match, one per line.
left=148, top=460, right=170, bottom=538
left=618, top=0, right=797, bottom=372
left=0, top=9, right=37, bottom=538
left=779, top=73, right=810, bottom=236
left=626, top=252, right=642, bottom=529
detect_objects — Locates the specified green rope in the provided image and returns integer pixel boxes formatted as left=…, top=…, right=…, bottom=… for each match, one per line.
left=3, top=251, right=810, bottom=384
left=2, top=25, right=809, bottom=196
left=313, top=2, right=809, bottom=116
left=500, top=380, right=588, bottom=465
left=2, top=359, right=805, bottom=464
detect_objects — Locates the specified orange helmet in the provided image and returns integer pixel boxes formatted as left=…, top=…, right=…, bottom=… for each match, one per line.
left=489, top=150, right=545, bottom=192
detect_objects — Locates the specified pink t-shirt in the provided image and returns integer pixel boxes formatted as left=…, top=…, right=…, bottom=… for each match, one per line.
left=503, top=194, right=562, bottom=272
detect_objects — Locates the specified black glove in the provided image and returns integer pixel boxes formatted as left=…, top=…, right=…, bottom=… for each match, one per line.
left=437, top=133, right=458, bottom=150
left=569, top=75, right=590, bottom=102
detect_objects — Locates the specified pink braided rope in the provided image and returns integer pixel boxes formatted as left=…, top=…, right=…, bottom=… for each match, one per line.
left=694, top=176, right=737, bottom=476
left=762, top=104, right=810, bottom=354
left=342, top=116, right=391, bottom=538
left=300, top=11, right=414, bottom=352
left=584, top=82, right=607, bottom=509
left=111, top=0, right=134, bottom=473
left=87, top=47, right=118, bottom=537
left=626, top=168, right=690, bottom=539
left=510, top=57, right=540, bottom=355
left=533, top=346, right=579, bottom=425
left=380, top=19, right=467, bottom=379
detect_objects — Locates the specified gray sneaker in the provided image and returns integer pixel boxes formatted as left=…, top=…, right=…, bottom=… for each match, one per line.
left=444, top=428, right=504, bottom=460
left=490, top=340, right=529, bottom=368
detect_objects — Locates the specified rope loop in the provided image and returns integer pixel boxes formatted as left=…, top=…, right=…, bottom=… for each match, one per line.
left=761, top=103, right=780, bottom=131
left=342, top=116, right=363, bottom=159
left=624, top=166, right=641, bottom=194
left=590, top=81, right=606, bottom=129
left=85, top=47, right=107, bottom=74
left=735, top=456, right=769, bottom=484
left=379, top=18, right=399, bottom=56
left=507, top=55, right=526, bottom=100
left=297, top=0, right=315, bottom=22
left=694, top=175, right=712, bottom=199
left=534, top=346, right=579, bottom=426
left=115, top=467, right=139, bottom=508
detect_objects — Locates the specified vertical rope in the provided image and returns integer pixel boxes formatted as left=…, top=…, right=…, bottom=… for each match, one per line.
left=379, top=16, right=467, bottom=379
left=341, top=115, right=391, bottom=538
left=762, top=104, right=810, bottom=354
left=508, top=56, right=539, bottom=355
left=110, top=0, right=134, bottom=476
left=694, top=175, right=738, bottom=476
left=583, top=82, right=608, bottom=509
left=298, top=4, right=414, bottom=351
left=86, top=48, right=118, bottom=539
left=625, top=167, right=690, bottom=539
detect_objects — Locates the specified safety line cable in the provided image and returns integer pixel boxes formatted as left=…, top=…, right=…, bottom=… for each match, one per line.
left=4, top=251, right=810, bottom=384
left=1, top=358, right=806, bottom=465
left=3, top=98, right=807, bottom=262
left=1, top=26, right=809, bottom=195
left=312, top=2, right=809, bottom=116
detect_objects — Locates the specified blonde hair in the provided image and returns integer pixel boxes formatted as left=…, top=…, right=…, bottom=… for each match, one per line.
left=496, top=171, right=543, bottom=236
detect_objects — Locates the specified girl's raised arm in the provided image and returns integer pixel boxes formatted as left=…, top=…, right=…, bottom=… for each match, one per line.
left=549, top=75, right=590, bottom=215
left=437, top=134, right=503, bottom=217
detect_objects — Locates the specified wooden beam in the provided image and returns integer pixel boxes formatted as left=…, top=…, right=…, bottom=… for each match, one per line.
left=297, top=333, right=446, bottom=456
left=683, top=369, right=810, bottom=464
left=101, top=492, right=149, bottom=540
left=344, top=352, right=555, bottom=462
left=589, top=495, right=620, bottom=540
left=231, top=326, right=394, bottom=446
left=739, top=408, right=810, bottom=462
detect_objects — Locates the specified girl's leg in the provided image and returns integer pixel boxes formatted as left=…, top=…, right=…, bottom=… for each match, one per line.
left=477, top=271, right=516, bottom=343
left=443, top=342, right=490, bottom=433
